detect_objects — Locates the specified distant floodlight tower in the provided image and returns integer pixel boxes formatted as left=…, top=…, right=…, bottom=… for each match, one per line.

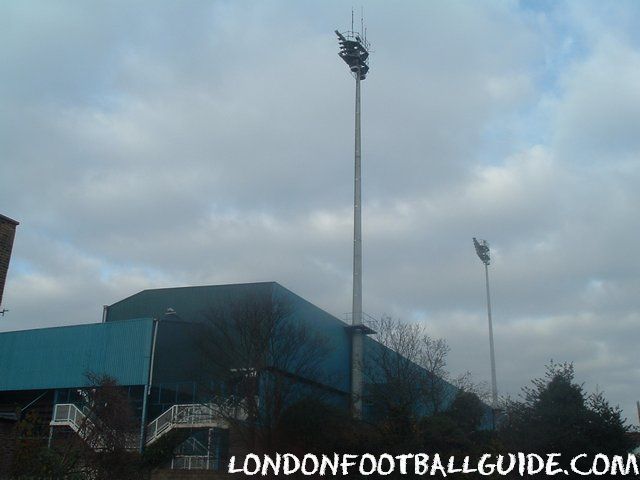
left=473, top=237, right=498, bottom=413
left=336, top=24, right=371, bottom=419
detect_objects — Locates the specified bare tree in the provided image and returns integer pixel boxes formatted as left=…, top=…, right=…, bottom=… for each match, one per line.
left=419, top=335, right=451, bottom=414
left=196, top=291, right=333, bottom=452
left=451, top=370, right=491, bottom=404
left=366, top=316, right=481, bottom=422
left=75, top=373, right=145, bottom=480
left=365, top=316, right=428, bottom=422
left=14, top=374, right=162, bottom=480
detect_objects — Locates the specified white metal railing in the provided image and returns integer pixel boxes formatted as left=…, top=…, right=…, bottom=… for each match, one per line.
left=176, top=435, right=209, bottom=455
left=51, top=403, right=95, bottom=433
left=51, top=403, right=81, bottom=427
left=146, top=396, right=248, bottom=445
left=51, top=403, right=102, bottom=449
left=171, top=455, right=212, bottom=470
left=344, top=311, right=378, bottom=323
left=52, top=397, right=245, bottom=454
left=51, top=403, right=138, bottom=451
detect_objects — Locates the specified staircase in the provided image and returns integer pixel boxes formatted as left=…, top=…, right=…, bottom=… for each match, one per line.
left=146, top=397, right=247, bottom=445
left=51, top=403, right=140, bottom=450
left=51, top=396, right=247, bottom=450
left=50, top=403, right=104, bottom=450
left=171, top=436, right=213, bottom=470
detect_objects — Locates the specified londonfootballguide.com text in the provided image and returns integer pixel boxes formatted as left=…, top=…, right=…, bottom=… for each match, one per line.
left=228, top=452, right=639, bottom=477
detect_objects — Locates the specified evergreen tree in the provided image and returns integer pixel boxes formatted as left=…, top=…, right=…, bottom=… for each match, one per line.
left=500, top=362, right=635, bottom=477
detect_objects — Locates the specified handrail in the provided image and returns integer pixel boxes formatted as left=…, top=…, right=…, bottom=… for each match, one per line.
left=53, top=398, right=245, bottom=450
left=344, top=311, right=379, bottom=325
left=51, top=403, right=88, bottom=429
left=51, top=403, right=102, bottom=449
left=51, top=403, right=138, bottom=451
left=146, top=396, right=249, bottom=445
left=176, top=435, right=209, bottom=455
left=171, top=455, right=212, bottom=470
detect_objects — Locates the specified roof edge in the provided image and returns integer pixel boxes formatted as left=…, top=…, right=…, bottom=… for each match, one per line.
left=0, top=214, right=19, bottom=225
left=107, top=281, right=280, bottom=308
left=0, top=317, right=154, bottom=335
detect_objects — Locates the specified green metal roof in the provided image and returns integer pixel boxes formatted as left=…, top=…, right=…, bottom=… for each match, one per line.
left=0, top=318, right=154, bottom=391
left=106, top=282, right=277, bottom=323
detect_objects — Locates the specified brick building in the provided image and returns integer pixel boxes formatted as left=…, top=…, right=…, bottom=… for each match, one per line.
left=0, top=214, right=19, bottom=309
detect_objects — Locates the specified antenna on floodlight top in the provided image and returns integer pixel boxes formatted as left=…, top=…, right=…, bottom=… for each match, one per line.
left=336, top=15, right=372, bottom=420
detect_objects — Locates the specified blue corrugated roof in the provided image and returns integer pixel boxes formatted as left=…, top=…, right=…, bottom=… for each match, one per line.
left=0, top=318, right=154, bottom=391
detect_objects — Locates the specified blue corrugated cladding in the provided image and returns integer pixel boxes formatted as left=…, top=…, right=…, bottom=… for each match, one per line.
left=0, top=318, right=154, bottom=391
left=274, top=285, right=351, bottom=393
left=106, top=282, right=276, bottom=324
left=107, top=282, right=353, bottom=394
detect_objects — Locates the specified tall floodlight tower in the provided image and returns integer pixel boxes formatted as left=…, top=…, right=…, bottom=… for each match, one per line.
left=473, top=238, right=499, bottom=415
left=336, top=24, right=371, bottom=419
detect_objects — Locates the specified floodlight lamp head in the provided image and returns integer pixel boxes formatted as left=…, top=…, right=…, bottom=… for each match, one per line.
left=473, top=237, right=491, bottom=266
left=335, top=29, right=370, bottom=79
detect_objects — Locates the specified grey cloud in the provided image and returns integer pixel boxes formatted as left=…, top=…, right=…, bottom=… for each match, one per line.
left=1, top=1, right=639, bottom=424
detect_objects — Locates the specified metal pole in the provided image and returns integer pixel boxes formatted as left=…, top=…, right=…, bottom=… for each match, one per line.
left=139, top=318, right=159, bottom=452
left=47, top=390, right=58, bottom=449
left=485, top=264, right=498, bottom=410
left=140, top=384, right=150, bottom=452
left=351, top=68, right=363, bottom=419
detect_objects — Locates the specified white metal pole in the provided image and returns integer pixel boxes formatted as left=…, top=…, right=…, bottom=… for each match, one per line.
left=351, top=68, right=363, bottom=419
left=139, top=318, right=158, bottom=452
left=485, top=264, right=498, bottom=410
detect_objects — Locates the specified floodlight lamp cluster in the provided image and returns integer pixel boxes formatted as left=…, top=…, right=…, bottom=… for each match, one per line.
left=335, top=30, right=370, bottom=79
left=473, top=237, right=490, bottom=266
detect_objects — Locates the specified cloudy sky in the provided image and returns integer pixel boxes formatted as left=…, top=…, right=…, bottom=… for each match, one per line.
left=2, top=0, right=639, bottom=424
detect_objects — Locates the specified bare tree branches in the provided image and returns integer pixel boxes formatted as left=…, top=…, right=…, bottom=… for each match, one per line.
left=452, top=370, right=491, bottom=404
left=366, top=316, right=483, bottom=422
left=77, top=373, right=144, bottom=480
left=365, top=316, right=429, bottom=421
left=196, top=291, right=332, bottom=452
left=13, top=374, right=165, bottom=480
